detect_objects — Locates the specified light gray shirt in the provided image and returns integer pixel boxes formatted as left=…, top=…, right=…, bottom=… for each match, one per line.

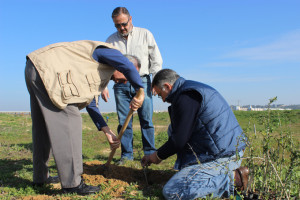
left=106, top=26, right=163, bottom=77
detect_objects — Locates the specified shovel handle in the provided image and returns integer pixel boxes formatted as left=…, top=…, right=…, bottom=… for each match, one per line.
left=105, top=88, right=144, bottom=166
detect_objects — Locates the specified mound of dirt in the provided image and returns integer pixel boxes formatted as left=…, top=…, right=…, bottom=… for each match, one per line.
left=83, top=160, right=174, bottom=197
left=86, top=160, right=172, bottom=184
left=83, top=161, right=174, bottom=197
left=22, top=160, right=174, bottom=199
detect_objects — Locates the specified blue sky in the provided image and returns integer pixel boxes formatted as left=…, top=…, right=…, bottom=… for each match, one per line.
left=0, top=0, right=299, bottom=112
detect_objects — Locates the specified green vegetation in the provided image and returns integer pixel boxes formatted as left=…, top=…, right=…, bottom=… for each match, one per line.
left=240, top=98, right=299, bottom=200
left=0, top=100, right=299, bottom=199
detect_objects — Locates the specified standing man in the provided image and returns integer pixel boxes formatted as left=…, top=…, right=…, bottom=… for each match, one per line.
left=25, top=40, right=145, bottom=195
left=102, top=7, right=163, bottom=163
left=141, top=69, right=249, bottom=199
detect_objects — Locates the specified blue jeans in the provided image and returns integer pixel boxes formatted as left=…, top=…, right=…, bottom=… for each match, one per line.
left=163, top=151, right=244, bottom=200
left=114, top=75, right=156, bottom=159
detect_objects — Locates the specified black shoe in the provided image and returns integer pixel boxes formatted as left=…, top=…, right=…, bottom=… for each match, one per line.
left=32, top=175, right=60, bottom=187
left=45, top=175, right=60, bottom=184
left=62, top=180, right=100, bottom=196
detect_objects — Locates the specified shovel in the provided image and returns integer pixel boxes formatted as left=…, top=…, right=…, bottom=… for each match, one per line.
left=105, top=88, right=144, bottom=167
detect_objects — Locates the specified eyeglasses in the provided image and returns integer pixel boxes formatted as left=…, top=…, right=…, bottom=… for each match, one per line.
left=156, top=87, right=165, bottom=99
left=114, top=18, right=130, bottom=28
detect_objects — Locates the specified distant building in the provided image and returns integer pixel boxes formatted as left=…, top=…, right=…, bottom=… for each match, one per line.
left=232, top=105, right=248, bottom=111
left=231, top=105, right=292, bottom=111
left=248, top=106, right=265, bottom=111
left=231, top=105, right=266, bottom=111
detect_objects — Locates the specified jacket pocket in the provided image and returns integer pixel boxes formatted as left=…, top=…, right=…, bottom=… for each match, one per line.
left=57, top=70, right=79, bottom=99
left=86, top=73, right=101, bottom=92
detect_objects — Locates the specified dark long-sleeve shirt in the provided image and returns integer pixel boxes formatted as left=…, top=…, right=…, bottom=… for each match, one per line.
left=86, top=47, right=143, bottom=130
left=157, top=91, right=202, bottom=160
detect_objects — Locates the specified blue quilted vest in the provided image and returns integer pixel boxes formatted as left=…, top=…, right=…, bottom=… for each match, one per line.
left=166, top=77, right=247, bottom=170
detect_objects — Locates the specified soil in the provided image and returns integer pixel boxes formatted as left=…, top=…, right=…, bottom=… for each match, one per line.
left=22, top=160, right=174, bottom=199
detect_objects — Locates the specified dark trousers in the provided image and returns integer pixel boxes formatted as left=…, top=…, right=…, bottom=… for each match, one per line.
left=25, top=59, right=82, bottom=188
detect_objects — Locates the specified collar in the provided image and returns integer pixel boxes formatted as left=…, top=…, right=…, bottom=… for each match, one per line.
left=165, top=77, right=186, bottom=103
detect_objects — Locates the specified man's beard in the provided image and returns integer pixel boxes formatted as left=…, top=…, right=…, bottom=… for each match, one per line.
left=120, top=32, right=129, bottom=37
left=120, top=25, right=133, bottom=37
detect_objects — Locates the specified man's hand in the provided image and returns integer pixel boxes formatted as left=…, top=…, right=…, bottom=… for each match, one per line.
left=111, top=70, right=128, bottom=84
left=141, top=152, right=162, bottom=167
left=101, top=88, right=110, bottom=102
left=130, top=88, right=145, bottom=111
left=101, top=126, right=120, bottom=150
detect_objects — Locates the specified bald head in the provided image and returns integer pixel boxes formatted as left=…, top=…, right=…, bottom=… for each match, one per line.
left=125, top=54, right=141, bottom=71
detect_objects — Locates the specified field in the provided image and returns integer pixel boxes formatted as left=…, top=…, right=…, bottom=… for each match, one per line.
left=0, top=107, right=299, bottom=199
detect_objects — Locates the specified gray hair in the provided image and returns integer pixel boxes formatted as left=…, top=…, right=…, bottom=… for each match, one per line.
left=152, top=69, right=180, bottom=89
left=124, top=54, right=141, bottom=70
left=112, top=7, right=130, bottom=18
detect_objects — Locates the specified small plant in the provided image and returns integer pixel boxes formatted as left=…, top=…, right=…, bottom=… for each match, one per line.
left=243, top=97, right=299, bottom=199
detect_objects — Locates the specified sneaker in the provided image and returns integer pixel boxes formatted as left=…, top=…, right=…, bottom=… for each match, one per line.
left=62, top=180, right=100, bottom=196
left=32, top=175, right=60, bottom=186
left=234, top=166, right=249, bottom=192
left=116, top=157, right=132, bottom=166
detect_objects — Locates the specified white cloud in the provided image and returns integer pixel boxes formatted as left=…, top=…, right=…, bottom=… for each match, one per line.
left=182, top=70, right=280, bottom=84
left=206, top=76, right=279, bottom=83
left=224, top=29, right=300, bottom=61
left=201, top=61, right=246, bottom=68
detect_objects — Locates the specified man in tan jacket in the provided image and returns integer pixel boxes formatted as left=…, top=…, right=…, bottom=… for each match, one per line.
left=25, top=40, right=144, bottom=195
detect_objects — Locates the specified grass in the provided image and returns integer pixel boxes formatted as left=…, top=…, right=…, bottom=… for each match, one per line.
left=0, top=101, right=299, bottom=199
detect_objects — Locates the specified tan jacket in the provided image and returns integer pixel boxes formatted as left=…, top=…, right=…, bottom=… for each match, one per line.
left=27, top=40, right=117, bottom=110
